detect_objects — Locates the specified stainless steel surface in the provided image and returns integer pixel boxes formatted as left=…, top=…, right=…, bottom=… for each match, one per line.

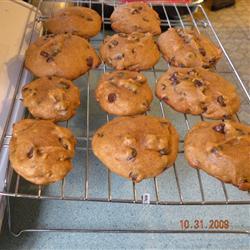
left=0, top=0, right=249, bottom=236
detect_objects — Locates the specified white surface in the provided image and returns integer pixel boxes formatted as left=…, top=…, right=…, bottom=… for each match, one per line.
left=0, top=0, right=42, bottom=230
left=0, top=0, right=40, bottom=139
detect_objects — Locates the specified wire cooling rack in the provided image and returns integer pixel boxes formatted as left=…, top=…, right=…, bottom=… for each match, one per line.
left=0, top=0, right=249, bottom=236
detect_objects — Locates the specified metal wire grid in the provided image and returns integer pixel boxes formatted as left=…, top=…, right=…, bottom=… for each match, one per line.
left=0, top=0, right=250, bottom=236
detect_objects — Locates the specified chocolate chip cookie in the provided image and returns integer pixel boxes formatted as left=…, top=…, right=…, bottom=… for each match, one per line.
left=92, top=116, right=179, bottom=182
left=157, top=28, right=222, bottom=68
left=95, top=71, right=153, bottom=116
left=44, top=6, right=102, bottom=38
left=100, top=32, right=160, bottom=71
left=156, top=67, right=240, bottom=119
left=110, top=2, right=161, bottom=35
left=9, top=119, right=76, bottom=185
left=185, top=121, right=250, bottom=191
left=25, top=34, right=100, bottom=80
left=22, top=76, right=80, bottom=122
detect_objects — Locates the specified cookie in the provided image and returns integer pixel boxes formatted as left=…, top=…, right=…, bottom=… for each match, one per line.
left=25, top=34, right=100, bottom=80
left=22, top=76, right=80, bottom=122
left=92, top=116, right=179, bottom=182
left=44, top=6, right=102, bottom=38
left=9, top=119, right=76, bottom=185
left=95, top=71, right=153, bottom=116
left=185, top=121, right=250, bottom=191
left=100, top=32, right=160, bottom=71
left=110, top=2, right=161, bottom=35
left=157, top=28, right=222, bottom=68
left=156, top=67, right=240, bottom=119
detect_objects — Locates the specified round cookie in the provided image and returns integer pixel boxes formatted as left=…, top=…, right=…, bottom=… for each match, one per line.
left=25, top=34, right=100, bottom=80
left=100, top=32, right=160, bottom=71
left=22, top=76, right=80, bottom=122
left=110, top=2, right=161, bottom=35
left=157, top=28, right=222, bottom=68
left=95, top=71, right=153, bottom=116
left=184, top=121, right=250, bottom=191
left=92, top=116, right=179, bottom=182
left=9, top=119, right=76, bottom=185
left=156, top=67, right=240, bottom=119
left=44, top=6, right=102, bottom=38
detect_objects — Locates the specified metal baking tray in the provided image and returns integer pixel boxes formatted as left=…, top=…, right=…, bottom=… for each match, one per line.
left=0, top=0, right=249, bottom=236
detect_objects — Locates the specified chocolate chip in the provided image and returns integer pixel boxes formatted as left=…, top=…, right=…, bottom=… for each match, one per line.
left=127, top=148, right=137, bottom=161
left=111, top=40, right=118, bottom=46
left=118, top=33, right=128, bottom=38
left=131, top=8, right=140, bottom=14
left=114, top=53, right=124, bottom=60
left=210, top=147, right=220, bottom=154
left=241, top=178, right=249, bottom=183
left=108, top=93, right=116, bottom=103
left=59, top=138, right=69, bottom=150
left=199, top=48, right=206, bottom=56
left=22, top=87, right=30, bottom=93
left=36, top=148, right=46, bottom=157
left=169, top=56, right=175, bottom=65
left=48, top=76, right=52, bottom=80
left=161, top=84, right=166, bottom=90
left=169, top=72, right=180, bottom=85
left=40, top=51, right=49, bottom=57
left=162, top=96, right=169, bottom=102
left=209, top=58, right=216, bottom=65
left=108, top=40, right=119, bottom=49
left=212, top=123, right=225, bottom=134
left=131, top=48, right=136, bottom=54
left=129, top=172, right=138, bottom=182
left=179, top=63, right=185, bottom=68
left=201, top=105, right=208, bottom=113
left=222, top=114, right=231, bottom=120
left=46, top=56, right=54, bottom=63
left=86, top=56, right=93, bottom=67
left=138, top=6, right=143, bottom=10
left=217, top=95, right=226, bottom=107
left=159, top=148, right=169, bottom=156
left=203, top=64, right=210, bottom=69
left=97, top=133, right=104, bottom=137
left=86, top=17, right=93, bottom=21
left=176, top=29, right=191, bottom=43
left=27, top=147, right=34, bottom=159
left=142, top=17, right=149, bottom=22
left=160, top=121, right=169, bottom=126
left=51, top=47, right=61, bottom=57
left=194, top=79, right=203, bottom=87
left=57, top=82, right=70, bottom=89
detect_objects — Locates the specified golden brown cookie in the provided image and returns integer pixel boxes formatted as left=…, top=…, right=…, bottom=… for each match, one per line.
left=156, top=67, right=240, bottom=119
left=92, top=116, right=179, bottom=182
left=9, top=119, right=76, bottom=185
left=25, top=34, right=100, bottom=80
left=44, top=7, right=101, bottom=38
left=110, top=2, right=161, bottom=35
left=22, top=76, right=80, bottom=122
left=185, top=121, right=250, bottom=191
left=95, top=71, right=153, bottom=116
left=157, top=28, right=222, bottom=68
left=100, top=32, right=160, bottom=71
